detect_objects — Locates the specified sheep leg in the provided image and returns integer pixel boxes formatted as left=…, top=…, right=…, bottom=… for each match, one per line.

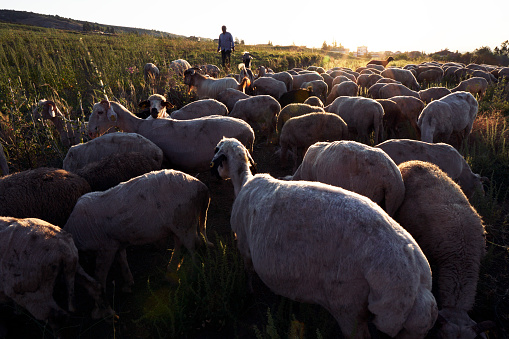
left=94, top=247, right=118, bottom=293
left=115, top=248, right=134, bottom=293
left=75, top=265, right=115, bottom=319
left=62, top=258, right=77, bottom=313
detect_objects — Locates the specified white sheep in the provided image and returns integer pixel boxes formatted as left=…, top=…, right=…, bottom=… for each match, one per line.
left=64, top=169, right=211, bottom=293
left=300, top=80, right=328, bottom=103
left=210, top=137, right=437, bottom=338
left=63, top=132, right=164, bottom=172
left=0, top=167, right=91, bottom=227
left=451, top=77, right=489, bottom=99
left=376, top=138, right=487, bottom=199
left=252, top=76, right=287, bottom=99
left=74, top=151, right=162, bottom=191
left=169, top=58, right=191, bottom=76
left=325, top=81, right=359, bottom=105
left=138, top=94, right=174, bottom=119
left=325, top=95, right=384, bottom=145
left=291, top=72, right=324, bottom=89
left=279, top=112, right=348, bottom=170
left=378, top=83, right=421, bottom=99
left=143, top=62, right=159, bottom=82
left=216, top=88, right=250, bottom=112
left=418, top=87, right=452, bottom=104
left=170, top=99, right=228, bottom=120
left=417, top=91, right=478, bottom=148
left=276, top=103, right=325, bottom=135
left=394, top=161, right=494, bottom=338
left=381, top=68, right=421, bottom=91
left=290, top=140, right=405, bottom=216
left=200, top=64, right=220, bottom=78
left=37, top=100, right=88, bottom=147
left=356, top=73, right=383, bottom=89
left=257, top=67, right=293, bottom=91
left=303, top=96, right=324, bottom=107
left=0, top=216, right=114, bottom=333
left=229, top=95, right=281, bottom=144
left=184, top=67, right=250, bottom=100
left=87, top=100, right=254, bottom=174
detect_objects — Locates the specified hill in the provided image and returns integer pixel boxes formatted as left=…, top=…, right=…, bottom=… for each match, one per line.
left=0, top=9, right=186, bottom=38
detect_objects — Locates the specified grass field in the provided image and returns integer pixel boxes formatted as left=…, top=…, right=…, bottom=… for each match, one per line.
left=1, top=22, right=509, bottom=338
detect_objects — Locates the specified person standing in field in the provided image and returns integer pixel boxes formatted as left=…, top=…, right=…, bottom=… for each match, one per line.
left=217, top=25, right=235, bottom=69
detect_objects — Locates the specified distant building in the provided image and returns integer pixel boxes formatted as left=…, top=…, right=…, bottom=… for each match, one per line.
left=356, top=46, right=368, bottom=57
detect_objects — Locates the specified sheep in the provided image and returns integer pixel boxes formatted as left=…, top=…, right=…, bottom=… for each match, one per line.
left=279, top=112, right=348, bottom=170
left=64, top=169, right=211, bottom=293
left=169, top=58, right=191, bottom=76
left=0, top=217, right=114, bottom=333
left=143, top=62, right=159, bottom=82
left=325, top=81, right=359, bottom=105
left=37, top=100, right=88, bottom=147
left=389, top=95, right=425, bottom=139
left=394, top=161, right=494, bottom=338
left=376, top=77, right=401, bottom=84
left=328, top=70, right=356, bottom=82
left=325, top=96, right=384, bottom=145
left=170, top=99, right=228, bottom=120
left=416, top=68, right=444, bottom=85
left=468, top=70, right=496, bottom=84
left=74, top=151, right=163, bottom=191
left=87, top=100, right=254, bottom=174
left=307, top=65, right=325, bottom=73
left=367, top=56, right=394, bottom=67
left=418, top=87, right=452, bottom=104
left=252, top=76, right=287, bottom=99
left=377, top=98, right=405, bottom=139
left=381, top=68, right=421, bottom=91
left=417, top=91, right=478, bottom=149
left=291, top=72, right=326, bottom=89
left=210, top=137, right=437, bottom=338
left=367, top=82, right=386, bottom=99
left=0, top=143, right=7, bottom=176
left=378, top=83, right=421, bottom=99
left=278, top=87, right=316, bottom=107
left=451, top=77, right=489, bottom=99
left=0, top=167, right=91, bottom=227
left=63, top=132, right=164, bottom=172
left=216, top=88, right=250, bottom=112
left=184, top=67, right=250, bottom=100
left=376, top=139, right=487, bottom=199
left=276, top=103, right=325, bottom=135
left=289, top=140, right=405, bottom=216
left=356, top=73, right=383, bottom=89
left=300, top=80, right=328, bottom=103
left=138, top=94, right=174, bottom=119
left=453, top=67, right=469, bottom=82
left=199, top=64, right=220, bottom=78
left=257, top=67, right=293, bottom=91
left=303, top=95, right=324, bottom=107
left=229, top=95, right=281, bottom=144
left=331, top=75, right=354, bottom=87
left=366, top=64, right=386, bottom=72
left=443, top=65, right=462, bottom=82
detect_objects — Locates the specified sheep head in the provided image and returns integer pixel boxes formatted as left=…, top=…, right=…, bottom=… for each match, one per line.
left=138, top=94, right=174, bottom=119
left=210, top=138, right=257, bottom=181
left=88, top=100, right=117, bottom=139
left=436, top=309, right=496, bottom=339
left=38, top=100, right=64, bottom=120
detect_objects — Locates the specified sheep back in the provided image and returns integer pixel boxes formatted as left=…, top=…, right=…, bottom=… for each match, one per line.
left=63, top=132, right=163, bottom=172
left=170, top=99, right=228, bottom=120
left=0, top=167, right=91, bottom=227
left=291, top=140, right=405, bottom=216
left=381, top=68, right=421, bottom=91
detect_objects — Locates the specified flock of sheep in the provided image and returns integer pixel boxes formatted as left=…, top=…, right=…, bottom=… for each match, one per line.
left=1, top=53, right=508, bottom=338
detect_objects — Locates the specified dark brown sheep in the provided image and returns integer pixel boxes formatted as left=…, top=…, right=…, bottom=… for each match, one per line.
left=367, top=56, right=394, bottom=67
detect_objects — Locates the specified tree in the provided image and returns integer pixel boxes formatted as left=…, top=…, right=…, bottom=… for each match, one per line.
left=321, top=41, right=329, bottom=51
left=495, top=40, right=509, bottom=56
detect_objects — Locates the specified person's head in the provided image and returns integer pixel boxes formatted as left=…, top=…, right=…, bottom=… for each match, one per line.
left=222, top=25, right=226, bottom=33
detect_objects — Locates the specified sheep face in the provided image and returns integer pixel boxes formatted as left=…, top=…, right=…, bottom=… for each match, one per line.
left=437, top=310, right=495, bottom=339
left=138, top=94, right=173, bottom=119
left=210, top=138, right=256, bottom=180
left=88, top=100, right=117, bottom=138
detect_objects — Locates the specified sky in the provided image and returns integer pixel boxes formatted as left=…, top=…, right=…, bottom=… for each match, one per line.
left=3, top=0, right=509, bottom=54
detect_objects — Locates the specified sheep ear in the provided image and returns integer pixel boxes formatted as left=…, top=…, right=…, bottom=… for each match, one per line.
left=163, top=101, right=174, bottom=109
left=138, top=100, right=150, bottom=109
left=100, top=99, right=110, bottom=110
left=210, top=154, right=227, bottom=179
left=107, top=107, right=117, bottom=122
left=247, top=151, right=257, bottom=175
left=48, top=102, right=56, bottom=118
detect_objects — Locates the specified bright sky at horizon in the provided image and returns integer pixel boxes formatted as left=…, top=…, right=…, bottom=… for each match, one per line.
left=3, top=1, right=508, bottom=55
